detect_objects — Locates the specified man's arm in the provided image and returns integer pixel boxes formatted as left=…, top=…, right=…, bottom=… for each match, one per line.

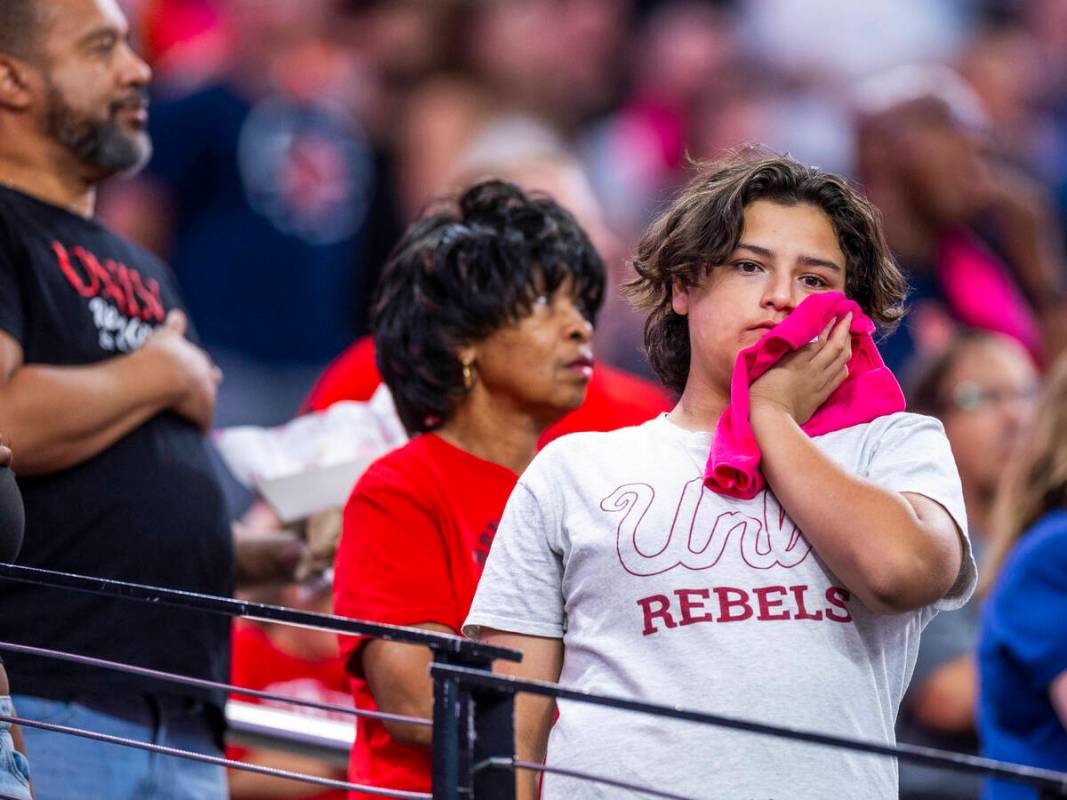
left=750, top=316, right=963, bottom=614
left=479, top=630, right=563, bottom=800
left=0, top=310, right=221, bottom=475
left=908, top=653, right=977, bottom=733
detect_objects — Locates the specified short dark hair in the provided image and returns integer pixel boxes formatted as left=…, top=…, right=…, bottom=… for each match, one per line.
left=626, top=150, right=907, bottom=394
left=373, top=179, right=604, bottom=434
left=0, top=0, right=43, bottom=61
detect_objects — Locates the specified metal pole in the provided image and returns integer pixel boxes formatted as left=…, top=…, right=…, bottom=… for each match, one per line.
left=470, top=684, right=516, bottom=800
left=431, top=655, right=472, bottom=800
left=431, top=648, right=519, bottom=800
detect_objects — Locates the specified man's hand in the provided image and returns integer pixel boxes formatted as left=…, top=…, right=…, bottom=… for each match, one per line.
left=749, top=313, right=852, bottom=425
left=233, top=523, right=305, bottom=587
left=140, top=310, right=222, bottom=433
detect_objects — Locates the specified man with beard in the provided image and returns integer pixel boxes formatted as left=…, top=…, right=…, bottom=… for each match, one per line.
left=0, top=1, right=236, bottom=797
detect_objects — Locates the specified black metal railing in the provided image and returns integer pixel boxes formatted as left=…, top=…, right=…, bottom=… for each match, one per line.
left=1, top=562, right=1065, bottom=800
left=430, top=662, right=1067, bottom=799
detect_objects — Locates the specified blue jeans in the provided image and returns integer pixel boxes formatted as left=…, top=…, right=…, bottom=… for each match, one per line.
left=0, top=697, right=31, bottom=800
left=14, top=693, right=226, bottom=800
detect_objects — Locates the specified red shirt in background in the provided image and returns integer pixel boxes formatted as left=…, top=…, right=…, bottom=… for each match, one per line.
left=333, top=434, right=518, bottom=799
left=228, top=621, right=353, bottom=800
left=302, top=336, right=674, bottom=447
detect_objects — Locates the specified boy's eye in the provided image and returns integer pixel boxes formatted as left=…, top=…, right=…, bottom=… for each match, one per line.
left=801, top=275, right=828, bottom=289
left=736, top=261, right=761, bottom=273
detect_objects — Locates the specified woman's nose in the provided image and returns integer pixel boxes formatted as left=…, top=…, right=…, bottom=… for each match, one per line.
left=564, top=303, right=594, bottom=341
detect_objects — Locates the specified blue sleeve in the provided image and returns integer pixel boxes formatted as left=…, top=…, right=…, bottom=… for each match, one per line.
left=988, top=517, right=1067, bottom=690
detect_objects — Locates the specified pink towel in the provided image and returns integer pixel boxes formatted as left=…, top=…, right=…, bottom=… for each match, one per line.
left=705, top=291, right=905, bottom=499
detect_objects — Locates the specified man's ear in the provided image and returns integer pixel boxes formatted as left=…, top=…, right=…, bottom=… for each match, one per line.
left=670, top=281, right=690, bottom=316
left=0, top=55, right=35, bottom=112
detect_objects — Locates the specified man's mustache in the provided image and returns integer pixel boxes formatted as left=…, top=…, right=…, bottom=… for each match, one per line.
left=110, top=88, right=150, bottom=114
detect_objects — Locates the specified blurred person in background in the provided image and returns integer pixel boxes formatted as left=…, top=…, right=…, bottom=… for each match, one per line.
left=332, top=179, right=603, bottom=798
left=395, top=0, right=630, bottom=219
left=896, top=330, right=1039, bottom=799
left=288, top=139, right=669, bottom=589
left=582, top=0, right=742, bottom=243
left=1018, top=0, right=1067, bottom=236
left=957, top=9, right=1051, bottom=179
left=227, top=580, right=351, bottom=800
left=958, top=2, right=1067, bottom=239
left=978, top=350, right=1067, bottom=798
left=741, top=0, right=967, bottom=85
left=854, top=64, right=1067, bottom=375
left=109, top=0, right=391, bottom=430
left=303, top=128, right=672, bottom=435
left=0, top=0, right=234, bottom=795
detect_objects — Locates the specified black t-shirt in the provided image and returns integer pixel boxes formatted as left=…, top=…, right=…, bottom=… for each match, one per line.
left=0, top=185, right=234, bottom=710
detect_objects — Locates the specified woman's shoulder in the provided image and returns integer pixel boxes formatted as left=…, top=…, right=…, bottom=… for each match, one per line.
left=351, top=436, right=440, bottom=496
left=355, top=433, right=517, bottom=496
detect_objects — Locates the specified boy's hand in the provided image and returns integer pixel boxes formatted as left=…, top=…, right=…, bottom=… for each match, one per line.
left=749, top=313, right=852, bottom=425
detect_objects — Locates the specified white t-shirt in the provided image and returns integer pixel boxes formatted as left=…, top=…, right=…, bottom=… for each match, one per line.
left=464, top=412, right=974, bottom=800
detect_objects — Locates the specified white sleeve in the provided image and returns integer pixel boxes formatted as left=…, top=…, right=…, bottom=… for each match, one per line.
left=864, top=413, right=975, bottom=611
left=463, top=476, right=566, bottom=640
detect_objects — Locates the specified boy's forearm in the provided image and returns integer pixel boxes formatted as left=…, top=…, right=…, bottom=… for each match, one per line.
left=750, top=404, right=957, bottom=613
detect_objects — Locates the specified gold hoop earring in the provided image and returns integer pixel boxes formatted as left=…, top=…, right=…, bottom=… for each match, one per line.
left=462, top=360, right=475, bottom=392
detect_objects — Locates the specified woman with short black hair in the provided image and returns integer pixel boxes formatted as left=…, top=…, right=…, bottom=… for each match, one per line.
left=332, top=179, right=603, bottom=798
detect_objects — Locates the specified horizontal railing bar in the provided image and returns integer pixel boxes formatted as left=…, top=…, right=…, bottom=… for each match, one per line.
left=0, top=563, right=519, bottom=662
left=0, top=639, right=431, bottom=728
left=476, top=756, right=700, bottom=799
left=1, top=713, right=430, bottom=799
left=226, top=700, right=352, bottom=766
left=434, top=664, right=1067, bottom=793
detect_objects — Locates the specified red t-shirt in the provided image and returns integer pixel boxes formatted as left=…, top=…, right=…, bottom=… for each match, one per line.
left=301, top=336, right=674, bottom=447
left=332, top=434, right=519, bottom=798
left=227, top=622, right=353, bottom=800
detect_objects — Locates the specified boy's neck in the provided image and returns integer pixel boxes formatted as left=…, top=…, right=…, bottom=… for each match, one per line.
left=668, top=381, right=728, bottom=433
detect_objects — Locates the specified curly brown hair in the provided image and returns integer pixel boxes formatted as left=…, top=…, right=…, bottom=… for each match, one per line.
left=626, top=151, right=907, bottom=393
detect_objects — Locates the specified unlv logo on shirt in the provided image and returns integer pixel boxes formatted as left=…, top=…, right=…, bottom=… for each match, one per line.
left=603, top=479, right=813, bottom=576
left=51, top=241, right=165, bottom=352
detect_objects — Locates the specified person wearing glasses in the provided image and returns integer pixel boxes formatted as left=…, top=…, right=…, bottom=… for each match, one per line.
left=897, top=330, right=1039, bottom=799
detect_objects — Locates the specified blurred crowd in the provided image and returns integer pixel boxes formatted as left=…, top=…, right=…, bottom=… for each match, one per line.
left=100, top=0, right=1067, bottom=420
left=11, top=0, right=1067, bottom=797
